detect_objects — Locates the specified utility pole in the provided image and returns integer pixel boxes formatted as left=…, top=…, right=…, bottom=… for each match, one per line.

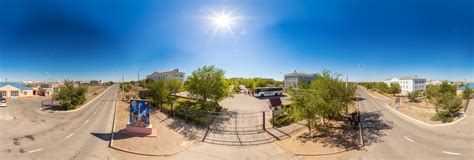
left=138, top=67, right=143, bottom=87
left=346, top=75, right=349, bottom=114
left=121, top=75, right=124, bottom=101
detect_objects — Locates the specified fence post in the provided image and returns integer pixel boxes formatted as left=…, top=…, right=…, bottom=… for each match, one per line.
left=262, top=111, right=265, bottom=130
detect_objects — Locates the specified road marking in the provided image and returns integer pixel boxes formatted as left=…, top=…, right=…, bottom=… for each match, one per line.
left=84, top=119, right=89, bottom=124
left=93, top=111, right=97, bottom=115
left=404, top=136, right=415, bottom=142
left=66, top=133, right=74, bottom=139
left=28, top=148, right=42, bottom=153
left=180, top=142, right=187, bottom=146
left=442, top=151, right=461, bottom=156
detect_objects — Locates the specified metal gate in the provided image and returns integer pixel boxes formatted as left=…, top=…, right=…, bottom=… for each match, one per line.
left=203, top=110, right=276, bottom=146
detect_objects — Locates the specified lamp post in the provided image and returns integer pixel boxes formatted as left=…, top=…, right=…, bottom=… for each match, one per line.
left=137, top=67, right=143, bottom=87
left=114, top=69, right=124, bottom=101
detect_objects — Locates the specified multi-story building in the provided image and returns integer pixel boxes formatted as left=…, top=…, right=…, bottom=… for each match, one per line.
left=90, top=80, right=102, bottom=85
left=384, top=76, right=427, bottom=95
left=284, top=71, right=315, bottom=88
left=147, top=68, right=185, bottom=82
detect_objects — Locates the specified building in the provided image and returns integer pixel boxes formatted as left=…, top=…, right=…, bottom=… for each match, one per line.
left=90, top=80, right=102, bottom=85
left=38, top=83, right=62, bottom=96
left=147, top=68, right=185, bottom=82
left=284, top=71, right=315, bottom=88
left=427, top=80, right=452, bottom=85
left=0, top=82, right=34, bottom=98
left=457, top=83, right=474, bottom=96
left=384, top=76, right=427, bottom=95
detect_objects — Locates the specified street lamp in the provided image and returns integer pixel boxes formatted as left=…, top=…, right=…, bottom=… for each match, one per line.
left=137, top=67, right=144, bottom=87
left=114, top=69, right=124, bottom=101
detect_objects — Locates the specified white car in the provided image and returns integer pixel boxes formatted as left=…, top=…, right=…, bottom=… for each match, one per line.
left=0, top=98, right=6, bottom=107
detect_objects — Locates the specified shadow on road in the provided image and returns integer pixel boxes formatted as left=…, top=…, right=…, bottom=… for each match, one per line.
left=91, top=130, right=133, bottom=141
left=360, top=111, right=393, bottom=146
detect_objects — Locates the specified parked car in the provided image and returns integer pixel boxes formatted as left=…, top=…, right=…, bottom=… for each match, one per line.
left=0, top=98, right=6, bottom=107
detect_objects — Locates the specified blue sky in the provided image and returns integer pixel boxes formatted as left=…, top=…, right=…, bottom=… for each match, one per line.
left=0, top=0, right=472, bottom=82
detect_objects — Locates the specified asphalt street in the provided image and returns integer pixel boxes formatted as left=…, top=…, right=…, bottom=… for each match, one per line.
left=356, top=87, right=473, bottom=160
left=0, top=85, right=120, bottom=159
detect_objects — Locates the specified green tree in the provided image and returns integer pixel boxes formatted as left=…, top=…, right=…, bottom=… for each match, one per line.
left=431, top=93, right=462, bottom=122
left=55, top=81, right=87, bottom=110
left=388, top=82, right=401, bottom=96
left=376, top=82, right=389, bottom=93
left=408, top=90, right=421, bottom=102
left=287, top=87, right=317, bottom=131
left=462, top=86, right=472, bottom=101
left=428, top=82, right=462, bottom=122
left=185, top=65, right=229, bottom=110
left=147, top=80, right=168, bottom=109
left=165, top=79, right=182, bottom=114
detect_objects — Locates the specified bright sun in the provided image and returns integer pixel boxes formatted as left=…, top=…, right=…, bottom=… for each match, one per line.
left=207, top=9, right=240, bottom=34
left=214, top=14, right=232, bottom=28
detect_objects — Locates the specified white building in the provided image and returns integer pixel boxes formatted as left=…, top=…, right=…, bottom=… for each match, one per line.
left=427, top=80, right=452, bottom=85
left=147, top=68, right=185, bottom=82
left=284, top=71, right=315, bottom=88
left=384, top=76, right=427, bottom=95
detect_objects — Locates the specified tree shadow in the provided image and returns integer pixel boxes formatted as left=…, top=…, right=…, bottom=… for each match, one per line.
left=360, top=111, right=393, bottom=146
left=296, top=122, right=361, bottom=150
left=91, top=130, right=135, bottom=141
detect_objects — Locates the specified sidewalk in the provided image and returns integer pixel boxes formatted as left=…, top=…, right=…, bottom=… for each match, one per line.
left=110, top=98, right=203, bottom=156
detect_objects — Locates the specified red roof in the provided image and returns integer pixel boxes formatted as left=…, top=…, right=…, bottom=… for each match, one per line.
left=269, top=98, right=282, bottom=107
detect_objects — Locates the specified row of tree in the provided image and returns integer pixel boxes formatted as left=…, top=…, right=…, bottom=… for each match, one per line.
left=287, top=69, right=356, bottom=131
left=54, top=81, right=87, bottom=110
left=426, top=82, right=464, bottom=122
left=358, top=82, right=401, bottom=96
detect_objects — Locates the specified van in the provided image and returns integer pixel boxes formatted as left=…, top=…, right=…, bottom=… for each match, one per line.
left=0, top=97, right=6, bottom=107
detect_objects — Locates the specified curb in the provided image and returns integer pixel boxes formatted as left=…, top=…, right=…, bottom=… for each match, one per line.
left=362, top=88, right=468, bottom=127
left=108, top=94, right=196, bottom=157
left=273, top=123, right=363, bottom=157
left=384, top=103, right=467, bottom=127
left=54, top=85, right=114, bottom=113
left=109, top=86, right=118, bottom=147
left=274, top=139, right=363, bottom=157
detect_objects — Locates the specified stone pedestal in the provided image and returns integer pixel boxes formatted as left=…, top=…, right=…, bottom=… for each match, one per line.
left=124, top=124, right=157, bottom=137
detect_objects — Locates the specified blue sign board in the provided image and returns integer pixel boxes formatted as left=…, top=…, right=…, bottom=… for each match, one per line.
left=129, top=100, right=150, bottom=127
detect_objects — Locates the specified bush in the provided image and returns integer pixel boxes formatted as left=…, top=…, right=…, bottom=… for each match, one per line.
left=271, top=113, right=294, bottom=127
left=55, top=81, right=87, bottom=110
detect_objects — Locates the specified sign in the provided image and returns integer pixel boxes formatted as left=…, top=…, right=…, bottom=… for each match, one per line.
left=129, top=100, right=150, bottom=127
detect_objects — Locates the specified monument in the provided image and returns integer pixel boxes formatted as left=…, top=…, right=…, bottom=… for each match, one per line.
left=124, top=99, right=156, bottom=136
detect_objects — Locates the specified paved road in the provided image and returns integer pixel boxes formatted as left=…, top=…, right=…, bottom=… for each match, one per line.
left=0, top=85, right=120, bottom=159
left=356, top=87, right=473, bottom=160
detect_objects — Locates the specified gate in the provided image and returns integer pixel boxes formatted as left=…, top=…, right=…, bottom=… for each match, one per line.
left=203, top=110, right=276, bottom=146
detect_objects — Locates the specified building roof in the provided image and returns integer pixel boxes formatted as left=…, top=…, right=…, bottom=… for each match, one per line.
left=269, top=98, right=282, bottom=107
left=458, top=83, right=474, bottom=91
left=0, top=82, right=32, bottom=90
left=387, top=76, right=426, bottom=81
left=284, top=70, right=314, bottom=77
left=150, top=68, right=184, bottom=75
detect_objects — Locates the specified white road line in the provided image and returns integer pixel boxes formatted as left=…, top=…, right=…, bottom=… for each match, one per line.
left=404, top=136, right=415, bottom=142
left=84, top=119, right=89, bottom=124
left=442, top=151, right=461, bottom=156
left=66, top=133, right=74, bottom=139
left=28, top=148, right=42, bottom=153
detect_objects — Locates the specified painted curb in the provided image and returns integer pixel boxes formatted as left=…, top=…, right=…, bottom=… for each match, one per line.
left=54, top=85, right=114, bottom=113
left=384, top=103, right=467, bottom=127
left=274, top=140, right=363, bottom=157
left=109, top=86, right=118, bottom=147
left=362, top=88, right=467, bottom=127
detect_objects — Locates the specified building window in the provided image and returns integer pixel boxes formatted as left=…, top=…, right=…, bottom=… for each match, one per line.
left=11, top=91, right=19, bottom=97
left=0, top=91, right=6, bottom=97
left=24, top=91, right=28, bottom=95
